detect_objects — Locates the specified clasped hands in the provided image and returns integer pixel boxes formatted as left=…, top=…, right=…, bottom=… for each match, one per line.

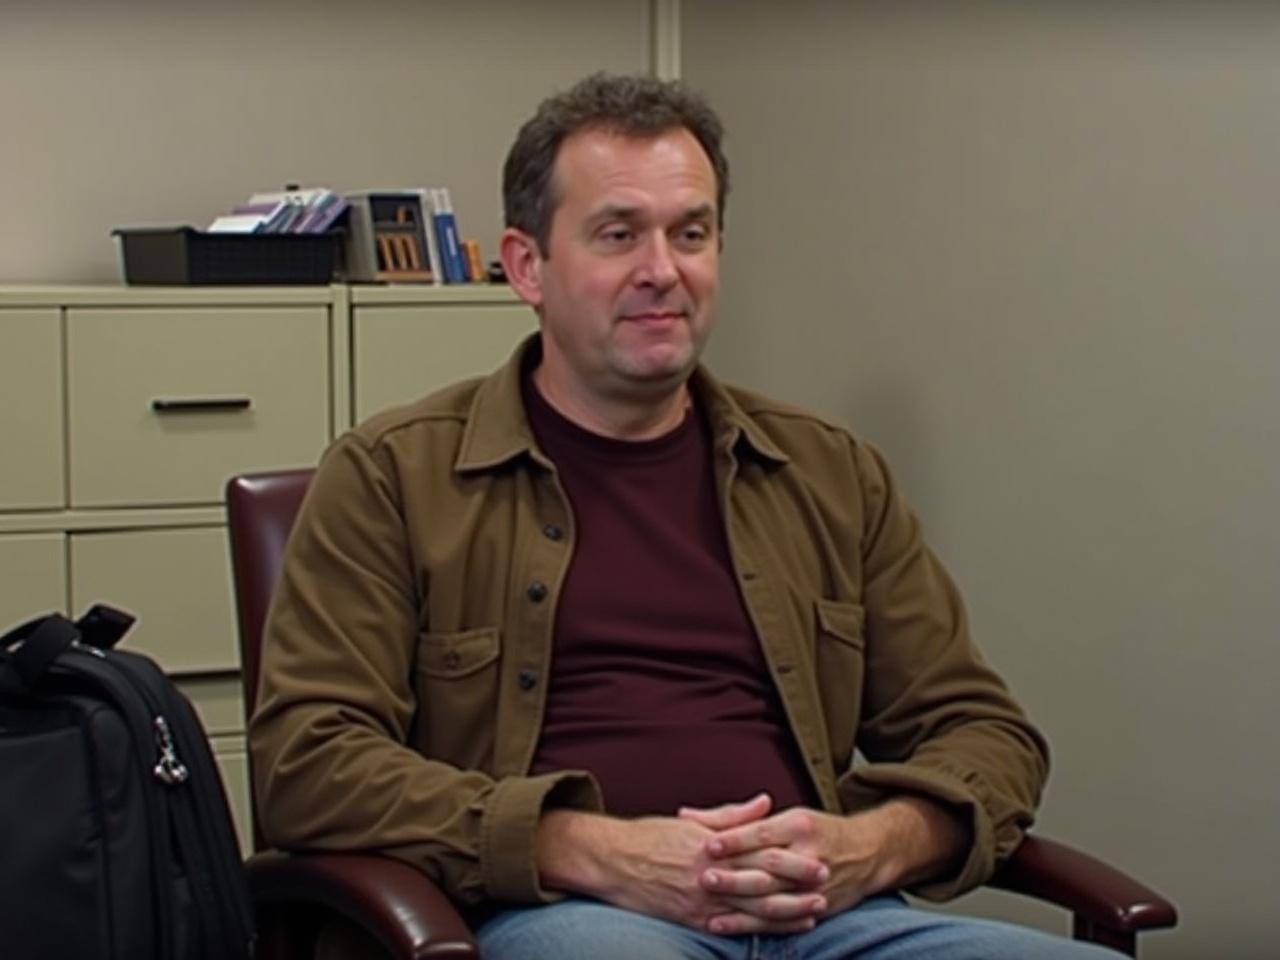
left=586, top=792, right=896, bottom=937
left=679, top=792, right=865, bottom=935
left=540, top=790, right=963, bottom=936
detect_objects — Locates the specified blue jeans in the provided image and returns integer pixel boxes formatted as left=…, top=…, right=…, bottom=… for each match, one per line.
left=476, top=895, right=1121, bottom=960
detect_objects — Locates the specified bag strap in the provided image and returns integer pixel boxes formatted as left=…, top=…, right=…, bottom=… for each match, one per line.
left=75, top=603, right=136, bottom=650
left=0, top=604, right=135, bottom=690
left=4, top=614, right=81, bottom=689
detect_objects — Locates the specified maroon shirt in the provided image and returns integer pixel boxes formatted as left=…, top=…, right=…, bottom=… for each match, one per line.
left=525, top=379, right=817, bottom=816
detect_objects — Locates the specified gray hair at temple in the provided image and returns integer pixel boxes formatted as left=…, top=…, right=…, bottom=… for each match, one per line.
left=502, top=72, right=730, bottom=256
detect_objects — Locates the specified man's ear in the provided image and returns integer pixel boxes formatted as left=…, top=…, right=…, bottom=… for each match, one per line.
left=500, top=228, right=544, bottom=308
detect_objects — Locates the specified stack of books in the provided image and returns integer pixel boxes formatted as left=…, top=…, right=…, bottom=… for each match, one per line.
left=424, top=187, right=492, bottom=283
left=208, top=187, right=349, bottom=235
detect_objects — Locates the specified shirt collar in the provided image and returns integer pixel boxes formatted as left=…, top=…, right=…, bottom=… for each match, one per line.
left=454, top=333, right=790, bottom=474
left=689, top=366, right=791, bottom=466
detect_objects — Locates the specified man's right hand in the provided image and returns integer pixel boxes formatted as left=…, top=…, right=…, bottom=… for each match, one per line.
left=536, top=797, right=829, bottom=935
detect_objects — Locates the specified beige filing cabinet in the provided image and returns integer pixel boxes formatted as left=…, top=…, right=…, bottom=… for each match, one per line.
left=0, top=283, right=533, bottom=854
left=1, top=307, right=66, bottom=625
left=349, top=284, right=535, bottom=422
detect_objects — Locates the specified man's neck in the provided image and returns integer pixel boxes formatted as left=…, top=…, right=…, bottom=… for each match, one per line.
left=531, top=365, right=691, bottom=441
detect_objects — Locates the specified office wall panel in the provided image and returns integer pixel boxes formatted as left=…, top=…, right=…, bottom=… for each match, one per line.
left=684, top=3, right=1280, bottom=956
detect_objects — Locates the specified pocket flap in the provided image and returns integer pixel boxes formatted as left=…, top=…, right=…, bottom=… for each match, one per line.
left=417, top=628, right=500, bottom=679
left=815, top=599, right=866, bottom=650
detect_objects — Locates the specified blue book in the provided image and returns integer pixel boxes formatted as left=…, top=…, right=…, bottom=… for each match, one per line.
left=431, top=188, right=467, bottom=283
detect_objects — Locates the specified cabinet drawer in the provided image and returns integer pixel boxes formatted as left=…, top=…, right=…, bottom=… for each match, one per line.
left=67, top=306, right=330, bottom=507
left=178, top=674, right=246, bottom=737
left=69, top=526, right=237, bottom=673
left=1, top=309, right=64, bottom=510
left=0, top=532, right=66, bottom=629
left=352, top=303, right=535, bottom=421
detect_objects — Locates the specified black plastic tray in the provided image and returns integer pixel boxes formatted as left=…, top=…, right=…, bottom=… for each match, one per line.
left=113, top=226, right=343, bottom=285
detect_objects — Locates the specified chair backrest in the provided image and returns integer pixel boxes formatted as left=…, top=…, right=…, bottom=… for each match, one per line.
left=225, top=468, right=314, bottom=848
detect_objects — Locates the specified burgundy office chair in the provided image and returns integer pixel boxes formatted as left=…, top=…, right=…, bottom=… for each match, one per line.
left=227, top=469, right=478, bottom=960
left=226, top=468, right=1176, bottom=959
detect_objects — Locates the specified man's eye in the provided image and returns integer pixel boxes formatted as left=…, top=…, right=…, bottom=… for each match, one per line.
left=676, top=226, right=711, bottom=246
left=601, top=227, right=634, bottom=243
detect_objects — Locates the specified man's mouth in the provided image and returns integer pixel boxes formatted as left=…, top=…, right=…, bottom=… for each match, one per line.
left=619, top=310, right=687, bottom=324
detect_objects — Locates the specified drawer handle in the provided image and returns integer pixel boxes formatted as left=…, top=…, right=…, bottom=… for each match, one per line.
left=151, top=397, right=253, bottom=413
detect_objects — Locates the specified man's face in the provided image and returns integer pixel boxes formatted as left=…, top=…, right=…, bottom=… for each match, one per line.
left=511, top=126, right=721, bottom=410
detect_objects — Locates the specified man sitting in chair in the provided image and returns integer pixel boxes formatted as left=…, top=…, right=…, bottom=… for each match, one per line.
left=251, top=73, right=1117, bottom=959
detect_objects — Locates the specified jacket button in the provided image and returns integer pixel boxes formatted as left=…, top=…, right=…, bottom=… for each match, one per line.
left=527, top=581, right=548, bottom=602
left=517, top=670, right=538, bottom=691
left=542, top=524, right=563, bottom=541
left=443, top=651, right=461, bottom=670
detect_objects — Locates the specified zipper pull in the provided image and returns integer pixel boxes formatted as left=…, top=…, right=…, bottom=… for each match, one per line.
left=152, top=715, right=190, bottom=785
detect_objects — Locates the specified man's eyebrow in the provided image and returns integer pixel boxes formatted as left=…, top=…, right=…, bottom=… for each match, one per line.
left=586, top=204, right=642, bottom=226
left=585, top=203, right=717, bottom=227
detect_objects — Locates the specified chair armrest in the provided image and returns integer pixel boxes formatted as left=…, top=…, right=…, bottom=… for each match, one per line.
left=987, top=835, right=1177, bottom=934
left=247, top=849, right=479, bottom=959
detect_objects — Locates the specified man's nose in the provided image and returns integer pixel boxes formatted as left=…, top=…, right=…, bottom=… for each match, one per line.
left=635, top=233, right=679, bottom=289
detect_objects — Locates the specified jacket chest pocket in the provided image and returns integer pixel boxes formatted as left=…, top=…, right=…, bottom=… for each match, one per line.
left=413, top=627, right=500, bottom=768
left=814, top=599, right=866, bottom=769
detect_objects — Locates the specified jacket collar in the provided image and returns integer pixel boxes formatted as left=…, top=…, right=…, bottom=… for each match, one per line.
left=454, top=334, right=789, bottom=473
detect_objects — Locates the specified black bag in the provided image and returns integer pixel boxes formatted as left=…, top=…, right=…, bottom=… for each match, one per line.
left=0, top=606, right=255, bottom=960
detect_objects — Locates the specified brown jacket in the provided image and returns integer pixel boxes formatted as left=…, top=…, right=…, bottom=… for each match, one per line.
left=249, top=338, right=1048, bottom=909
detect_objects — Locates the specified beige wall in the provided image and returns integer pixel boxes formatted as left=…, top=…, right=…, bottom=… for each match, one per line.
left=684, top=2, right=1279, bottom=957
left=0, top=0, right=649, bottom=282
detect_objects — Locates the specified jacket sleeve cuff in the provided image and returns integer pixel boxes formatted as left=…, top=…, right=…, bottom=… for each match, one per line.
left=479, top=772, right=603, bottom=903
left=838, top=763, right=998, bottom=902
